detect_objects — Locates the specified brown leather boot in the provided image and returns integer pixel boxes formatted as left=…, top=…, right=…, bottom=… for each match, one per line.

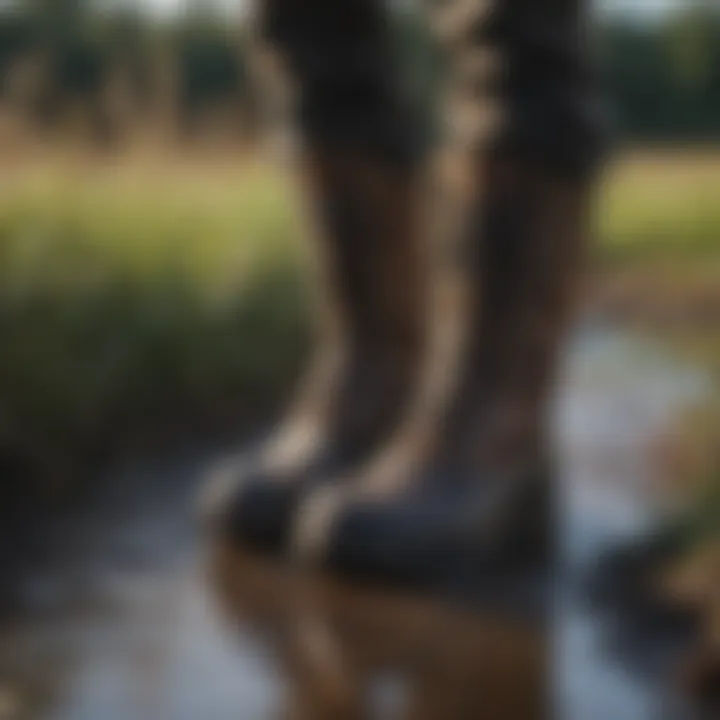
left=202, top=153, right=431, bottom=550
left=202, top=0, right=431, bottom=553
left=289, top=163, right=590, bottom=595
left=289, top=0, right=606, bottom=593
left=202, top=153, right=429, bottom=552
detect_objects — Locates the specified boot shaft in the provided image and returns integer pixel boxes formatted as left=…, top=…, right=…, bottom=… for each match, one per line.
left=304, top=153, right=429, bottom=356
left=434, top=0, right=606, bottom=466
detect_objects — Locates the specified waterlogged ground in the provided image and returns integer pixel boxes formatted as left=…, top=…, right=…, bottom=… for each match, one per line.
left=0, top=328, right=716, bottom=720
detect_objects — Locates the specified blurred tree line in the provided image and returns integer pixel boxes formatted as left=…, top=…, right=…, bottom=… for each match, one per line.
left=0, top=0, right=719, bottom=147
left=0, top=0, right=255, bottom=145
left=599, top=7, right=720, bottom=142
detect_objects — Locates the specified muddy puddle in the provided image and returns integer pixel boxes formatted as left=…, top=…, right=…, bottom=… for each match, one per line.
left=0, top=327, right=716, bottom=719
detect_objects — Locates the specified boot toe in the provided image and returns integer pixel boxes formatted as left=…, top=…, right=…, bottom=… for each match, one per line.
left=227, top=479, right=306, bottom=554
left=322, top=481, right=550, bottom=605
left=325, top=499, right=463, bottom=588
left=200, top=456, right=306, bottom=555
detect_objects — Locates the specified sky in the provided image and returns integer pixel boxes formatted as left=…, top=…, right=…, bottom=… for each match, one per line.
left=140, top=0, right=684, bottom=20
left=0, top=0, right=689, bottom=21
left=133, top=0, right=245, bottom=16
left=601, top=0, right=687, bottom=19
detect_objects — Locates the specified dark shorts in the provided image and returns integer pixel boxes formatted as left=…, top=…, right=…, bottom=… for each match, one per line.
left=259, top=0, right=607, bottom=177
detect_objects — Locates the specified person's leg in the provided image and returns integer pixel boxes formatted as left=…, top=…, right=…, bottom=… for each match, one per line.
left=202, top=0, right=430, bottom=553
left=291, top=0, right=607, bottom=588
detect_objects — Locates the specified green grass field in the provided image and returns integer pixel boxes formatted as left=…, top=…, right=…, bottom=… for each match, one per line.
left=1, top=150, right=719, bottom=487
left=0, top=156, right=314, bottom=483
left=598, top=150, right=720, bottom=266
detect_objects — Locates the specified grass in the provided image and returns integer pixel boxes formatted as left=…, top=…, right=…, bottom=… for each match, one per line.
left=0, top=148, right=719, bottom=490
left=597, top=149, right=720, bottom=268
left=0, top=155, right=312, bottom=488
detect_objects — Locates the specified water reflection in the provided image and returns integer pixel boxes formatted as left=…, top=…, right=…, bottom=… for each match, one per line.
left=211, top=545, right=545, bottom=720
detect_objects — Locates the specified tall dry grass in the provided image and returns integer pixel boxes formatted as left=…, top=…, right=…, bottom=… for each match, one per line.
left=1, top=149, right=719, bottom=488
